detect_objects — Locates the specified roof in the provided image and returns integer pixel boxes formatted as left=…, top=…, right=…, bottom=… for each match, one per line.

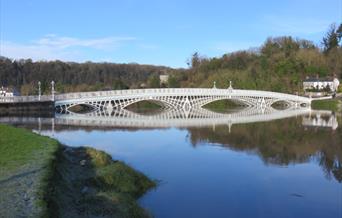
left=303, top=78, right=334, bottom=82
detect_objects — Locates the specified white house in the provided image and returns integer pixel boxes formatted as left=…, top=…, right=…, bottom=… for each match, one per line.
left=0, top=87, right=17, bottom=97
left=159, top=74, right=169, bottom=85
left=303, top=77, right=340, bottom=92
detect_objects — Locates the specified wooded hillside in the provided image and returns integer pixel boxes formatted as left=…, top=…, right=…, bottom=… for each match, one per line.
left=173, top=23, right=342, bottom=93
left=0, top=59, right=173, bottom=95
left=0, top=23, right=341, bottom=95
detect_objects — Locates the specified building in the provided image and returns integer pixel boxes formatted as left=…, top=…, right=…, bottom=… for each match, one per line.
left=303, top=77, right=340, bottom=93
left=0, top=87, right=19, bottom=97
left=159, top=74, right=169, bottom=86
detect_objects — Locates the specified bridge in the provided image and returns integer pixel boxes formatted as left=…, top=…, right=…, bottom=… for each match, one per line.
left=54, top=87, right=314, bottom=113
left=1, top=87, right=328, bottom=113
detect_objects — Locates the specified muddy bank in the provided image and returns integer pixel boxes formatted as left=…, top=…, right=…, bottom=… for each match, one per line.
left=47, top=146, right=156, bottom=218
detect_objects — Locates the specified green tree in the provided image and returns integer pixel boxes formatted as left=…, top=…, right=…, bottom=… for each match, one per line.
left=322, top=23, right=342, bottom=53
left=112, top=80, right=128, bottom=90
left=168, top=75, right=180, bottom=88
left=187, top=52, right=207, bottom=69
left=147, top=74, right=160, bottom=88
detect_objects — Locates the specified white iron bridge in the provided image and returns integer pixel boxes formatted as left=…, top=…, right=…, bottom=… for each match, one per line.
left=54, top=88, right=315, bottom=113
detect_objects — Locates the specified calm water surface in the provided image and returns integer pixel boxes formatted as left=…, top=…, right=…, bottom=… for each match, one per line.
left=2, top=109, right=342, bottom=218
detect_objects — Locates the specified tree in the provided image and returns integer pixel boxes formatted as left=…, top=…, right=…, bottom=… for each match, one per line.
left=187, top=52, right=205, bottom=69
left=168, top=75, right=180, bottom=88
left=112, top=80, right=128, bottom=90
left=322, top=23, right=341, bottom=53
left=147, top=74, right=160, bottom=88
left=337, top=23, right=342, bottom=46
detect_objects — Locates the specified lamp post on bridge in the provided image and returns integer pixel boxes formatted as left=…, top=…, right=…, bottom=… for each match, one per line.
left=213, top=81, right=217, bottom=89
left=51, top=81, right=55, bottom=101
left=228, top=80, right=233, bottom=98
left=38, top=81, right=41, bottom=101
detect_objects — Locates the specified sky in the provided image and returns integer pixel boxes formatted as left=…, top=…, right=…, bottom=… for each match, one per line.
left=0, top=0, right=341, bottom=68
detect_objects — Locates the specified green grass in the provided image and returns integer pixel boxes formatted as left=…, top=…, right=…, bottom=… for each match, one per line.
left=93, top=160, right=156, bottom=198
left=0, top=124, right=59, bottom=217
left=126, top=101, right=163, bottom=115
left=85, top=147, right=113, bottom=167
left=0, top=125, right=58, bottom=175
left=311, top=99, right=341, bottom=111
left=203, top=99, right=242, bottom=112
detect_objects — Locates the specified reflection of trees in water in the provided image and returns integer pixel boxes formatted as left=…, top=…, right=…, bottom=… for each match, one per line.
left=187, top=117, right=342, bottom=182
left=317, top=151, right=342, bottom=182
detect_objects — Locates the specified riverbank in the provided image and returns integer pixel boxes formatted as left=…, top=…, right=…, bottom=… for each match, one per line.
left=0, top=124, right=156, bottom=217
left=0, top=124, right=58, bottom=217
left=311, top=98, right=342, bottom=112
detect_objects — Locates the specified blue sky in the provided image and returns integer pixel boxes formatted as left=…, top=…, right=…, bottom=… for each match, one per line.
left=0, top=0, right=341, bottom=68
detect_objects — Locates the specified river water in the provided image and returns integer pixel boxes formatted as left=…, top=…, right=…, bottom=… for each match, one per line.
left=1, top=107, right=341, bottom=218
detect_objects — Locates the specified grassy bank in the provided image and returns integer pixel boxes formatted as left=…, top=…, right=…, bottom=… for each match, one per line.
left=203, top=99, right=242, bottom=112
left=311, top=98, right=342, bottom=111
left=0, top=125, right=156, bottom=218
left=126, top=100, right=163, bottom=114
left=49, top=146, right=156, bottom=218
left=0, top=124, right=59, bottom=217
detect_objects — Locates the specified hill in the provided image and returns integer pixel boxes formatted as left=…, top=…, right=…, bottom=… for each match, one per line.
left=0, top=23, right=341, bottom=95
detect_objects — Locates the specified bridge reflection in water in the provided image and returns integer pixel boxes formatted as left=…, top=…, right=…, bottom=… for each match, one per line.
left=0, top=107, right=338, bottom=132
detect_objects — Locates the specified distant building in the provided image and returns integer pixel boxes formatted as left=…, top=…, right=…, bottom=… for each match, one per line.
left=0, top=87, right=19, bottom=97
left=303, top=77, right=340, bottom=93
left=159, top=74, right=169, bottom=86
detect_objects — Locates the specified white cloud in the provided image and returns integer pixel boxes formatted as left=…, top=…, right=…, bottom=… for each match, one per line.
left=34, top=34, right=135, bottom=49
left=0, top=34, right=136, bottom=61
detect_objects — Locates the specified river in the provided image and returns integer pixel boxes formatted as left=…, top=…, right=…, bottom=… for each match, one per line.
left=1, top=107, right=341, bottom=218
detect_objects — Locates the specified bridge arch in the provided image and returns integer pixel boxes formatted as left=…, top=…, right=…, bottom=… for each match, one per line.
left=56, top=102, right=100, bottom=113
left=123, top=99, right=172, bottom=109
left=201, top=97, right=251, bottom=108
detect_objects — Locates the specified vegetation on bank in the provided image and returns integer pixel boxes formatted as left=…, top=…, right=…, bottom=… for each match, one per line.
left=0, top=125, right=156, bottom=218
left=126, top=100, right=163, bottom=114
left=49, top=146, right=156, bottom=218
left=311, top=98, right=342, bottom=111
left=203, top=99, right=242, bottom=112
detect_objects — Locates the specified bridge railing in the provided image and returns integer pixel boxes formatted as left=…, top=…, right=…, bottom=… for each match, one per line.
left=0, top=88, right=311, bottom=103
left=54, top=88, right=311, bottom=102
left=0, top=95, right=52, bottom=103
